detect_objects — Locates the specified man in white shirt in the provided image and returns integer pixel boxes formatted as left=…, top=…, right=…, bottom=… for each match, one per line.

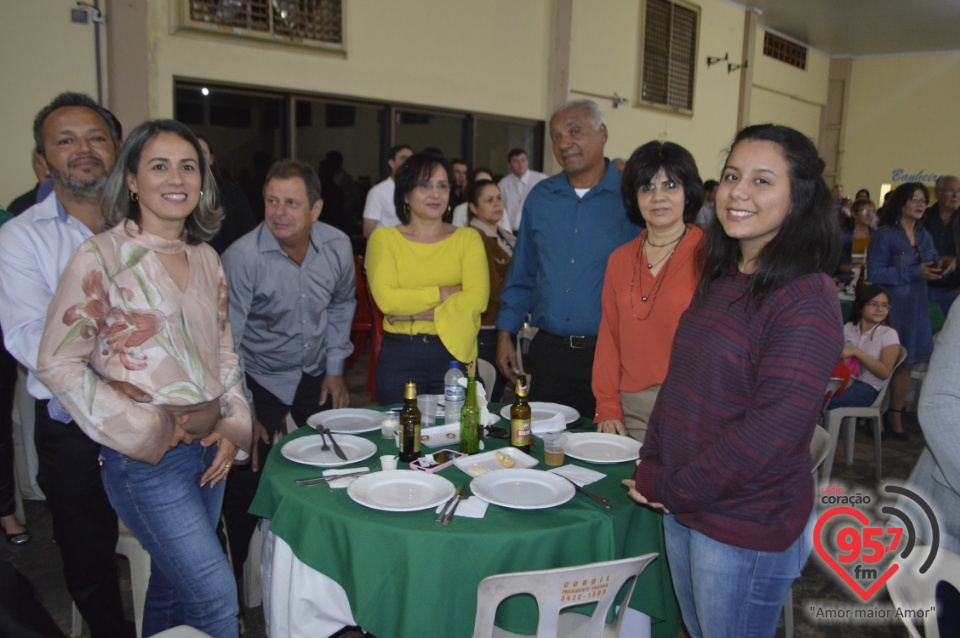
left=0, top=92, right=134, bottom=638
left=497, top=148, right=546, bottom=232
left=361, top=144, right=412, bottom=238
left=695, top=179, right=718, bottom=227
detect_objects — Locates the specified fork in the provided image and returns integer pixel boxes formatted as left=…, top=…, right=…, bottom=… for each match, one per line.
left=443, top=486, right=471, bottom=524
left=317, top=429, right=332, bottom=453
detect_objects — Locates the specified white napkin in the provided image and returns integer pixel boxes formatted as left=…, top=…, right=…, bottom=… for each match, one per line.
left=435, top=496, right=488, bottom=519
left=549, top=465, right=606, bottom=487
left=531, top=412, right=565, bottom=434
left=322, top=467, right=370, bottom=488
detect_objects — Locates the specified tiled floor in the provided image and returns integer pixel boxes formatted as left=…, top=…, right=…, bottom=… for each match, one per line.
left=2, top=350, right=924, bottom=637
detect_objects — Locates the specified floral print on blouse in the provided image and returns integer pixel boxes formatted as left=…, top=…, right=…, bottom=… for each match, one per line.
left=37, top=220, right=251, bottom=464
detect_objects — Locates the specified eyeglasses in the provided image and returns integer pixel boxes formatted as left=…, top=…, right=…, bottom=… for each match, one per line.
left=866, top=301, right=890, bottom=309
left=638, top=181, right=681, bottom=195
left=414, top=181, right=451, bottom=194
left=909, top=196, right=928, bottom=204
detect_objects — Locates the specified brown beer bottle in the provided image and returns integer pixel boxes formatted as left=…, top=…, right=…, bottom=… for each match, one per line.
left=398, top=379, right=421, bottom=463
left=510, top=375, right=531, bottom=453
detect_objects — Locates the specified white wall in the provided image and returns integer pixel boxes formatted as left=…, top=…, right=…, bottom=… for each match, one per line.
left=568, top=0, right=745, bottom=181
left=0, top=0, right=102, bottom=206
left=844, top=52, right=960, bottom=198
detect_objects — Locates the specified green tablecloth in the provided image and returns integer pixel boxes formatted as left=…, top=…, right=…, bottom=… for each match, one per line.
left=250, top=412, right=678, bottom=638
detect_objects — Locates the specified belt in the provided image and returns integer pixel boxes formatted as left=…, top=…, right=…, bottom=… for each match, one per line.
left=537, top=330, right=597, bottom=349
left=384, top=332, right=442, bottom=343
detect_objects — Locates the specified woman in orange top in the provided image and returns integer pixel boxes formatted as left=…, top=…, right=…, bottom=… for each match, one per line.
left=592, top=141, right=705, bottom=441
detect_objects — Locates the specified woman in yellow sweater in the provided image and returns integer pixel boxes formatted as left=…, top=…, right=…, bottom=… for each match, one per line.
left=367, top=154, right=489, bottom=404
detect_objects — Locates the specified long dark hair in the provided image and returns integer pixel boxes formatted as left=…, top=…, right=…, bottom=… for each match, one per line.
left=697, top=124, right=840, bottom=305
left=621, top=141, right=703, bottom=227
left=877, top=182, right=928, bottom=227
left=849, top=284, right=892, bottom=327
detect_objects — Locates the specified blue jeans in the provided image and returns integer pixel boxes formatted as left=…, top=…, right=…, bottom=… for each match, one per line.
left=663, top=510, right=816, bottom=638
left=825, top=379, right=879, bottom=411
left=376, top=333, right=457, bottom=405
left=100, top=441, right=238, bottom=638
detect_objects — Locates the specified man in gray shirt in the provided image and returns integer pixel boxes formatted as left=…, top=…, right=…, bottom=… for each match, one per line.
left=220, top=159, right=356, bottom=590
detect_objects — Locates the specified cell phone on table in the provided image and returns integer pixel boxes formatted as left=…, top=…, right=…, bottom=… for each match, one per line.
left=409, top=449, right=466, bottom=473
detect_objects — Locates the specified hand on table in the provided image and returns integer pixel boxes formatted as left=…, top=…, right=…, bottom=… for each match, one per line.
left=621, top=478, right=670, bottom=513
left=200, top=433, right=237, bottom=488
left=597, top=419, right=628, bottom=436
left=321, top=374, right=350, bottom=410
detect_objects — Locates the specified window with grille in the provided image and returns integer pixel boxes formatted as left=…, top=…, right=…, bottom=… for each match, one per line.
left=763, top=32, right=806, bottom=70
left=639, top=0, right=698, bottom=114
left=183, top=0, right=343, bottom=50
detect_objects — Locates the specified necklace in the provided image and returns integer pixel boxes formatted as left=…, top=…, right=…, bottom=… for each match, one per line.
left=629, top=230, right=686, bottom=321
left=645, top=229, right=686, bottom=248
left=643, top=227, right=687, bottom=269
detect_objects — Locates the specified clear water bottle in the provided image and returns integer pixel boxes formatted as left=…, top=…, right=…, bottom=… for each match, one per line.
left=444, top=361, right=465, bottom=425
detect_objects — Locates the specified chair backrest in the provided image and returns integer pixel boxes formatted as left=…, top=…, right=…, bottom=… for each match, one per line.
left=352, top=255, right=372, bottom=329
left=874, top=345, right=908, bottom=411
left=810, top=426, right=832, bottom=476
left=820, top=377, right=845, bottom=420
left=477, top=358, right=497, bottom=398
left=473, top=553, right=659, bottom=638
left=887, top=545, right=960, bottom=638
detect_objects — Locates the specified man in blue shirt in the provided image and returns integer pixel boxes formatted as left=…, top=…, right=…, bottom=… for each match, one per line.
left=496, top=100, right=639, bottom=419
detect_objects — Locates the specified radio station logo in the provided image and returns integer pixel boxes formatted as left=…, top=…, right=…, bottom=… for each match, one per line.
left=813, top=483, right=939, bottom=606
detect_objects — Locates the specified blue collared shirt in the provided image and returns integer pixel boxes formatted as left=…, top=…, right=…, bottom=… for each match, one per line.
left=496, top=160, right=639, bottom=336
left=0, top=192, right=94, bottom=412
left=222, top=221, right=357, bottom=408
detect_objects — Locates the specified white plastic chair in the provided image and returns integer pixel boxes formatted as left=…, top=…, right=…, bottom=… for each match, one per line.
left=477, top=358, right=497, bottom=397
left=150, top=626, right=213, bottom=637
left=887, top=545, right=960, bottom=638
left=72, top=519, right=150, bottom=638
left=782, top=422, right=836, bottom=637
left=472, top=553, right=659, bottom=638
left=821, top=345, right=907, bottom=484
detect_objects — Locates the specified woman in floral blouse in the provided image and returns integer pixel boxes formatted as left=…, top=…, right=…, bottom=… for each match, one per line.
left=38, top=120, right=251, bottom=638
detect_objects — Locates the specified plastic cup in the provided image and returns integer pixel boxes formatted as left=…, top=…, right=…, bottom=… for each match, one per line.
left=380, top=455, right=398, bottom=471
left=417, top=395, right=438, bottom=428
left=542, top=432, right=565, bottom=466
left=380, top=416, right=399, bottom=440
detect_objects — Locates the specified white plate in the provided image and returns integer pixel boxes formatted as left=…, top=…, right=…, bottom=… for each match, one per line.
left=454, top=447, right=538, bottom=477
left=307, top=408, right=384, bottom=434
left=499, top=402, right=580, bottom=425
left=347, top=470, right=456, bottom=512
left=280, top=434, right=378, bottom=467
left=563, top=433, right=641, bottom=464
left=470, top=469, right=575, bottom=510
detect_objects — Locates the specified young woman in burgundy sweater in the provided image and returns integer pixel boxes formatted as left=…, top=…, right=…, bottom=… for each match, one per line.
left=625, top=124, right=843, bottom=636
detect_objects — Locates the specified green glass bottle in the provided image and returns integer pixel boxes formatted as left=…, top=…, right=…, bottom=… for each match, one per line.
left=399, top=379, right=421, bottom=463
left=459, top=361, right=480, bottom=454
left=510, top=375, right=531, bottom=453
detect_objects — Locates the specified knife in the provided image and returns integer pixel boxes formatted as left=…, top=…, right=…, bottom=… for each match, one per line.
left=434, top=486, right=462, bottom=523
left=557, top=474, right=612, bottom=508
left=296, top=469, right=373, bottom=486
left=443, top=485, right=471, bottom=524
left=322, top=426, right=348, bottom=461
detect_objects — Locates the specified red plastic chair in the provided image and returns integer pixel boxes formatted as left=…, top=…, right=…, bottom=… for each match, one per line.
left=348, top=256, right=372, bottom=367
left=367, top=294, right=384, bottom=403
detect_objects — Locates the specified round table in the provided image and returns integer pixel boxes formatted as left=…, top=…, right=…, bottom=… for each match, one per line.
left=249, top=410, right=678, bottom=638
